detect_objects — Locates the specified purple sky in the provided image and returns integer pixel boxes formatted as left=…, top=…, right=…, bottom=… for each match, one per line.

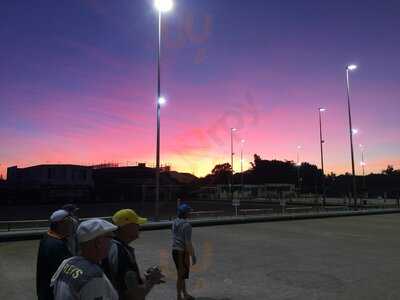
left=0, top=0, right=399, bottom=177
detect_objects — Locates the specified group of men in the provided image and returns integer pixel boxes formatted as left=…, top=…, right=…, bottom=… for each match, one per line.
left=36, top=203, right=196, bottom=300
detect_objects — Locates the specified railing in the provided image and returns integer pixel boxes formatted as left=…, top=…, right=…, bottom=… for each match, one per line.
left=0, top=219, right=49, bottom=232
left=190, top=210, right=225, bottom=219
left=285, top=206, right=313, bottom=213
left=239, top=208, right=274, bottom=215
left=323, top=206, right=349, bottom=211
left=1, top=204, right=397, bottom=232
left=0, top=216, right=112, bottom=232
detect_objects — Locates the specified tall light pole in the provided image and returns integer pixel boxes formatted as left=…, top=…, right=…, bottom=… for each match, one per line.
left=230, top=128, right=236, bottom=201
left=154, top=0, right=173, bottom=220
left=359, top=144, right=365, bottom=177
left=359, top=144, right=366, bottom=192
left=319, top=108, right=327, bottom=207
left=296, top=145, right=302, bottom=194
left=240, top=139, right=245, bottom=187
left=346, top=64, right=358, bottom=209
left=230, top=128, right=237, bottom=172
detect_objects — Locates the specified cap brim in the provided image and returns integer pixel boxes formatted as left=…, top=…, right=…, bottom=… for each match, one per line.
left=103, top=226, right=118, bottom=236
left=137, top=217, right=147, bottom=225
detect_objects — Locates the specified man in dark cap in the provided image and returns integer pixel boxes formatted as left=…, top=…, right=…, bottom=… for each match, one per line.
left=36, top=209, right=73, bottom=300
left=62, top=204, right=80, bottom=255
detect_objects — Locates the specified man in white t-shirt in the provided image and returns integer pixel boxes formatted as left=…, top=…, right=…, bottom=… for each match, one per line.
left=51, top=218, right=118, bottom=300
left=172, top=204, right=196, bottom=300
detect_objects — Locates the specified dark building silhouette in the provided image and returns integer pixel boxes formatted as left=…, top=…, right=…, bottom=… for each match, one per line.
left=0, top=179, right=9, bottom=204
left=2, top=163, right=197, bottom=206
left=92, top=164, right=183, bottom=203
left=6, top=165, right=93, bottom=204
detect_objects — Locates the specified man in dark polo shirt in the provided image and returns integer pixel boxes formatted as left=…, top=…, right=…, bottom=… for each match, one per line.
left=36, top=209, right=73, bottom=300
left=62, top=203, right=80, bottom=255
left=102, top=209, right=165, bottom=300
left=172, top=203, right=196, bottom=300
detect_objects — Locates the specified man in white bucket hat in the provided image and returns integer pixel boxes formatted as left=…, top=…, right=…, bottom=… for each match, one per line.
left=51, top=218, right=118, bottom=300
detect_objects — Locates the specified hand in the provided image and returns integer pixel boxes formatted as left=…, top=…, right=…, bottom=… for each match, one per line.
left=145, top=271, right=163, bottom=284
left=192, top=255, right=197, bottom=266
left=145, top=266, right=165, bottom=284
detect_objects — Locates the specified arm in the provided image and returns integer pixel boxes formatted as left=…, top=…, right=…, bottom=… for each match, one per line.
left=186, top=241, right=196, bottom=265
left=185, top=241, right=195, bottom=257
left=184, top=225, right=196, bottom=265
left=106, top=243, right=161, bottom=300
left=123, top=271, right=157, bottom=300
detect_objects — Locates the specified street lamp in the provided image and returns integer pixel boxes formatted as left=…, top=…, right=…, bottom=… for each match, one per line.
left=347, top=64, right=357, bottom=71
left=154, top=0, right=173, bottom=220
left=346, top=64, right=358, bottom=209
left=154, top=0, right=173, bottom=12
left=158, top=97, right=166, bottom=105
left=319, top=108, right=327, bottom=207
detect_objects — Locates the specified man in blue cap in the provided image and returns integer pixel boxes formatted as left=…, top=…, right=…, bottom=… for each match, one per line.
left=172, top=203, right=196, bottom=300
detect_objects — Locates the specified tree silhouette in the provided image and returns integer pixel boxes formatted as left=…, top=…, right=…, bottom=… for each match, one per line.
left=382, top=165, right=400, bottom=176
left=198, top=163, right=232, bottom=185
left=211, top=163, right=232, bottom=176
left=198, top=155, right=400, bottom=199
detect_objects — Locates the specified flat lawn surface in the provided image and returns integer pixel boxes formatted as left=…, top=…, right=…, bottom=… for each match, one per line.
left=1, top=214, right=399, bottom=300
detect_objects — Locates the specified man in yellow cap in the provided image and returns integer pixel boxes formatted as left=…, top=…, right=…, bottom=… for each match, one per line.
left=102, top=209, right=165, bottom=300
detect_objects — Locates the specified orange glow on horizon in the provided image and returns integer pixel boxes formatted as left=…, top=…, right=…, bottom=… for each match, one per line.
left=1, top=155, right=398, bottom=180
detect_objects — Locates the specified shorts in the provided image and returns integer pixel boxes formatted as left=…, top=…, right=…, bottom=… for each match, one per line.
left=172, top=250, right=190, bottom=279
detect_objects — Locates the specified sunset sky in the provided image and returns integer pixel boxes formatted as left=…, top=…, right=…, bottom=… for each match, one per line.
left=1, top=0, right=399, bottom=178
